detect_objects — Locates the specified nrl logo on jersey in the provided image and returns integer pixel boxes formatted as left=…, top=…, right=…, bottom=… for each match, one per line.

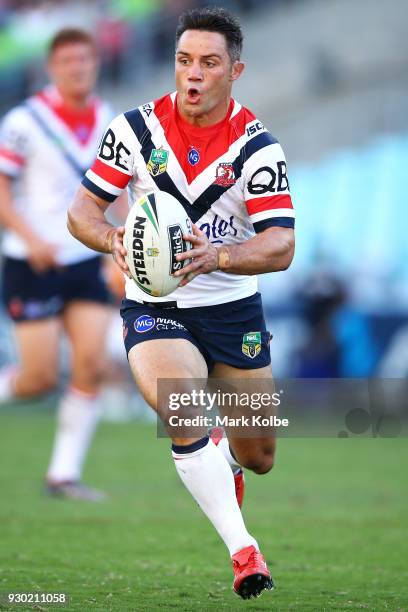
left=147, top=147, right=169, bottom=176
left=214, top=162, right=236, bottom=187
left=242, top=331, right=261, bottom=359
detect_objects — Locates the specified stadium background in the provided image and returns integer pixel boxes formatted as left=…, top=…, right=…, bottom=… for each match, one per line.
left=0, top=1, right=407, bottom=610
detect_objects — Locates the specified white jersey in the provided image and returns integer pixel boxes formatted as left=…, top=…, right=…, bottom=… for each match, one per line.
left=0, top=86, right=113, bottom=265
left=83, top=92, right=295, bottom=307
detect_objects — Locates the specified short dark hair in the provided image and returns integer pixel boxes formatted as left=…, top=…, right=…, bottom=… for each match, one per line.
left=175, top=7, right=243, bottom=63
left=48, top=28, right=96, bottom=57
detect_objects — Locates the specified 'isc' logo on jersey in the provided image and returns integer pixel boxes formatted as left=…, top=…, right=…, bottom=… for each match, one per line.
left=147, top=147, right=169, bottom=176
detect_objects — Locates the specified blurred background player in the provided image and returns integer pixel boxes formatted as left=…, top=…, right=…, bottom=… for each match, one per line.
left=0, top=28, right=116, bottom=501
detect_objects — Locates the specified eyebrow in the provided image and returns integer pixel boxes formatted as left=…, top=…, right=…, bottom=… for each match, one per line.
left=176, top=51, right=222, bottom=60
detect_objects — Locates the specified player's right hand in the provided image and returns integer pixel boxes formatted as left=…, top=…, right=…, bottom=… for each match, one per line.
left=26, top=236, right=59, bottom=273
left=109, top=226, right=131, bottom=278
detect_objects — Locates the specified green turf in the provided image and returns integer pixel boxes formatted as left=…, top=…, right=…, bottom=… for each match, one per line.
left=0, top=404, right=407, bottom=611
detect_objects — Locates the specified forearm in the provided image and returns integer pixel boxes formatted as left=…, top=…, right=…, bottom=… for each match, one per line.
left=0, top=174, right=39, bottom=243
left=67, top=187, right=115, bottom=254
left=217, top=227, right=295, bottom=275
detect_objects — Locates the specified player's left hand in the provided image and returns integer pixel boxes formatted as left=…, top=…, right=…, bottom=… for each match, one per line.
left=174, top=224, right=218, bottom=287
left=108, top=226, right=132, bottom=278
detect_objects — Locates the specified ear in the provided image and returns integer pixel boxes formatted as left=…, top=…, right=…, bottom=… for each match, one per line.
left=230, top=61, right=245, bottom=82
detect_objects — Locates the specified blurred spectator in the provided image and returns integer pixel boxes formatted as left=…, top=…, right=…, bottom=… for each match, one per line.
left=0, top=0, right=278, bottom=105
left=97, top=16, right=131, bottom=84
left=297, top=269, right=345, bottom=377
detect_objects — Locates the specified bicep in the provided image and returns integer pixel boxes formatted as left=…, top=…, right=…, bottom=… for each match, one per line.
left=0, top=173, right=14, bottom=206
left=243, top=141, right=295, bottom=234
left=258, top=226, right=295, bottom=267
left=261, top=226, right=295, bottom=247
left=82, top=113, right=134, bottom=203
left=0, top=172, right=13, bottom=189
left=71, top=185, right=112, bottom=214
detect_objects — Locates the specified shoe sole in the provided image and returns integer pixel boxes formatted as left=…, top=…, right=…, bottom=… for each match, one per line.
left=45, top=485, right=106, bottom=502
left=236, top=573, right=274, bottom=599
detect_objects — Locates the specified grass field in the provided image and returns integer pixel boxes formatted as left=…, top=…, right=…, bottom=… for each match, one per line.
left=0, top=403, right=407, bottom=611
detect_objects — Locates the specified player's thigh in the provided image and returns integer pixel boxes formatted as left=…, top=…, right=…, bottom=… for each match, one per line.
left=62, top=301, right=112, bottom=381
left=14, top=318, right=61, bottom=387
left=211, top=362, right=276, bottom=472
left=211, top=362, right=272, bottom=380
left=129, top=338, right=208, bottom=415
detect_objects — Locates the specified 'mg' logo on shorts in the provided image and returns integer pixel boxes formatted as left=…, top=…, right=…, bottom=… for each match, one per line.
left=134, top=315, right=155, bottom=333
left=242, top=331, right=261, bottom=359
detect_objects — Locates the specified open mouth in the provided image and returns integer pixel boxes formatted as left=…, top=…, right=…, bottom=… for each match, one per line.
left=187, top=87, right=201, bottom=103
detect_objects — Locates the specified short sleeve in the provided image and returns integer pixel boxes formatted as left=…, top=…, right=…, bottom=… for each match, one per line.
left=243, top=137, right=295, bottom=233
left=82, top=114, right=134, bottom=202
left=0, top=107, right=31, bottom=177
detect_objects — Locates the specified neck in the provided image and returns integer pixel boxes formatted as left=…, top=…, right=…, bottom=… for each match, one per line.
left=177, top=97, right=231, bottom=128
left=57, top=89, right=90, bottom=110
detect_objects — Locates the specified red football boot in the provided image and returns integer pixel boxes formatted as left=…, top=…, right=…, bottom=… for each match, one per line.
left=232, top=545, right=274, bottom=599
left=209, top=427, right=245, bottom=508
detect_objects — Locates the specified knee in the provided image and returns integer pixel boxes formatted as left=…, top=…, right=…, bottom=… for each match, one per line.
left=87, top=364, right=105, bottom=387
left=242, top=449, right=275, bottom=475
left=73, top=355, right=106, bottom=388
left=29, top=371, right=58, bottom=395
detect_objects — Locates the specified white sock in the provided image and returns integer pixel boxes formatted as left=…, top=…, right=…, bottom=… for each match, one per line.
left=0, top=366, right=17, bottom=402
left=172, top=437, right=258, bottom=556
left=216, top=437, right=242, bottom=474
left=47, top=386, right=101, bottom=483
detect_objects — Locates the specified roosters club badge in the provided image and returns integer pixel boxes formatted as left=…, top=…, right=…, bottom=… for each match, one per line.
left=214, top=163, right=236, bottom=187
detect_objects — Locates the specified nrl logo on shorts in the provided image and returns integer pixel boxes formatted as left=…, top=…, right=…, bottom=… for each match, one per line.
left=242, top=331, right=261, bottom=359
left=147, top=147, right=169, bottom=177
left=214, top=162, right=235, bottom=187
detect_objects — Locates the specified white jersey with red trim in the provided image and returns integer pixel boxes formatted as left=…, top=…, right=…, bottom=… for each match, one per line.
left=0, top=86, right=113, bottom=264
left=83, top=92, right=294, bottom=307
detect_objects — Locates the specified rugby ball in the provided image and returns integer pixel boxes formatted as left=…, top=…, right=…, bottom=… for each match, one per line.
left=124, top=190, right=192, bottom=297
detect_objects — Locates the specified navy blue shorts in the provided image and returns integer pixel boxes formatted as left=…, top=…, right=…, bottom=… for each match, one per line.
left=1, top=256, right=111, bottom=322
left=120, top=292, right=272, bottom=372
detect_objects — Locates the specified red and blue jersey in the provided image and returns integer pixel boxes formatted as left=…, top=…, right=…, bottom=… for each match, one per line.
left=83, top=92, right=294, bottom=307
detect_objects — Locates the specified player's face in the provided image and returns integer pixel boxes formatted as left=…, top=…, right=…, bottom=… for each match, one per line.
left=48, top=42, right=98, bottom=103
left=175, top=30, right=244, bottom=126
